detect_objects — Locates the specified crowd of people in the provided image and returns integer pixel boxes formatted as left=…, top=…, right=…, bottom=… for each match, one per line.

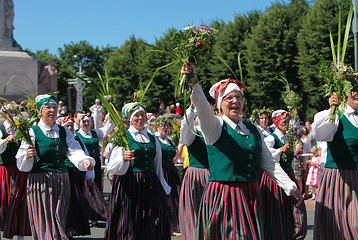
left=0, top=62, right=356, bottom=240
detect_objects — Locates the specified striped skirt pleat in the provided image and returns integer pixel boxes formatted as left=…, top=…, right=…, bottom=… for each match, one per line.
left=2, top=165, right=31, bottom=238
left=196, top=181, right=263, bottom=240
left=105, top=172, right=170, bottom=240
left=0, top=165, right=12, bottom=229
left=313, top=168, right=358, bottom=240
left=162, top=161, right=182, bottom=233
left=65, top=167, right=91, bottom=237
left=27, top=172, right=70, bottom=240
left=179, top=167, right=210, bottom=240
left=83, top=179, right=109, bottom=222
left=260, top=171, right=307, bottom=240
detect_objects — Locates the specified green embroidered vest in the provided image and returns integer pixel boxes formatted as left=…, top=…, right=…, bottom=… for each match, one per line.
left=326, top=113, right=358, bottom=169
left=155, top=135, right=176, bottom=164
left=75, top=130, right=100, bottom=158
left=271, top=133, right=294, bottom=173
left=0, top=124, right=19, bottom=165
left=206, top=121, right=262, bottom=182
left=127, top=130, right=156, bottom=173
left=187, top=131, right=209, bottom=169
left=31, top=125, right=68, bottom=173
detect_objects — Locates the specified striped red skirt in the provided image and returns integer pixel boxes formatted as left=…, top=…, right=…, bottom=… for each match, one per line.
left=314, top=168, right=358, bottom=240
left=196, top=181, right=263, bottom=240
left=0, top=164, right=31, bottom=238
left=66, top=167, right=91, bottom=237
left=27, top=172, right=70, bottom=240
left=162, top=161, right=182, bottom=233
left=179, top=167, right=210, bottom=240
left=260, top=171, right=307, bottom=239
left=105, top=171, right=170, bottom=240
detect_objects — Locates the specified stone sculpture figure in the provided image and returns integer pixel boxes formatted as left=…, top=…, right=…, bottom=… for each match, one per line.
left=4, top=0, right=14, bottom=39
left=38, top=61, right=58, bottom=94
left=0, top=0, right=21, bottom=50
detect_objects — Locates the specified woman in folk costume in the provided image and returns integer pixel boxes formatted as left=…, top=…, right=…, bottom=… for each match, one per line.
left=260, top=110, right=307, bottom=239
left=254, top=108, right=274, bottom=138
left=179, top=103, right=210, bottom=240
left=153, top=117, right=182, bottom=235
left=0, top=104, right=31, bottom=240
left=181, top=63, right=303, bottom=240
left=105, top=102, right=171, bottom=240
left=58, top=116, right=92, bottom=238
left=15, top=94, right=95, bottom=240
left=146, top=113, right=157, bottom=134
left=312, top=91, right=358, bottom=240
left=75, top=113, right=114, bottom=190
left=75, top=114, right=113, bottom=224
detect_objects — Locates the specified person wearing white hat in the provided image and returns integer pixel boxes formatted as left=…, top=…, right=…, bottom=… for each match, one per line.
left=16, top=94, right=95, bottom=240
left=59, top=116, right=92, bottom=238
left=105, top=102, right=171, bottom=240
left=75, top=112, right=115, bottom=225
left=89, top=99, right=105, bottom=129
left=260, top=109, right=307, bottom=239
left=146, top=112, right=157, bottom=134
left=0, top=103, right=31, bottom=240
left=311, top=91, right=358, bottom=239
left=181, top=63, right=303, bottom=239
left=153, top=116, right=182, bottom=236
left=75, top=113, right=114, bottom=191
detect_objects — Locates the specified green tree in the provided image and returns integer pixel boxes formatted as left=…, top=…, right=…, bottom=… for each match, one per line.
left=210, top=11, right=261, bottom=112
left=56, top=40, right=115, bottom=112
left=296, top=0, right=354, bottom=120
left=244, top=0, right=309, bottom=117
left=105, top=36, right=149, bottom=110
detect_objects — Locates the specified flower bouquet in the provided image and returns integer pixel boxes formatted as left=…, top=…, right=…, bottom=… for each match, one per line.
left=277, top=76, right=302, bottom=161
left=170, top=25, right=217, bottom=95
left=0, top=102, right=40, bottom=163
left=147, top=24, right=238, bottom=100
left=319, top=4, right=356, bottom=124
left=170, top=120, right=181, bottom=147
left=283, top=120, right=304, bottom=162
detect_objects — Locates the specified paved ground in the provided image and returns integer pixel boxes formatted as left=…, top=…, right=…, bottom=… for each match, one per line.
left=18, top=179, right=316, bottom=240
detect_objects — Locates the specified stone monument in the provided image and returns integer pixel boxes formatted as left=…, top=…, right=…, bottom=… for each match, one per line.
left=38, top=60, right=58, bottom=95
left=0, top=0, right=53, bottom=100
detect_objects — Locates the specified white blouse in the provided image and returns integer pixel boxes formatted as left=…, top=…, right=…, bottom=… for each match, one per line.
left=16, top=119, right=96, bottom=172
left=154, top=132, right=172, bottom=146
left=77, top=119, right=115, bottom=143
left=107, top=125, right=171, bottom=195
left=264, top=129, right=287, bottom=163
left=0, top=121, right=16, bottom=154
left=312, top=105, right=358, bottom=142
left=191, top=83, right=297, bottom=195
left=180, top=107, right=197, bottom=146
left=256, top=125, right=274, bottom=138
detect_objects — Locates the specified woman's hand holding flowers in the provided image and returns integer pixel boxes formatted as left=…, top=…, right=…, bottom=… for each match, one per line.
left=181, top=62, right=198, bottom=85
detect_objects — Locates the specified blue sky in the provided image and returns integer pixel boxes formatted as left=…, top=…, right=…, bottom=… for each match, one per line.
left=13, top=0, right=278, bottom=54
